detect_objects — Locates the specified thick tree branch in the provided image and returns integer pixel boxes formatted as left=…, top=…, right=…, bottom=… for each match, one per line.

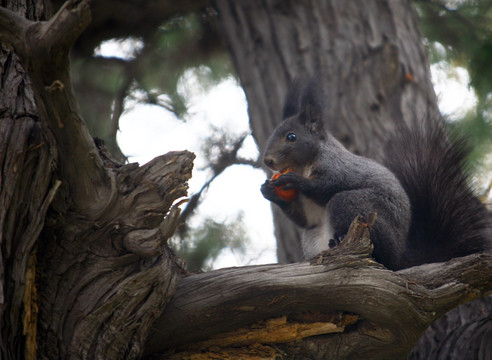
left=144, top=216, right=492, bottom=359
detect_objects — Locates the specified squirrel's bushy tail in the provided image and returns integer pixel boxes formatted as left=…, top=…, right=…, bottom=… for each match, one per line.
left=384, top=118, right=492, bottom=268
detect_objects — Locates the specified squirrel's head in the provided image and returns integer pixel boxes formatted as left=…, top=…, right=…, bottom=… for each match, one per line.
left=263, top=79, right=326, bottom=173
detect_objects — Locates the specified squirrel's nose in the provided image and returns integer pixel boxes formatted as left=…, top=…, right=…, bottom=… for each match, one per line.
left=264, top=156, right=275, bottom=169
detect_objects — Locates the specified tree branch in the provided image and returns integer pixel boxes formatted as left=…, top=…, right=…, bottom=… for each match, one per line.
left=0, top=6, right=31, bottom=52
left=144, top=216, right=492, bottom=358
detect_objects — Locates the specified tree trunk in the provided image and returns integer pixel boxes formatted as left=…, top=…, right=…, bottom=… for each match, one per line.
left=0, top=1, right=193, bottom=359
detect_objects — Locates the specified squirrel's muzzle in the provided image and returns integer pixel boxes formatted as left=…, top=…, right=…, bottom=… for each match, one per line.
left=264, top=155, right=275, bottom=170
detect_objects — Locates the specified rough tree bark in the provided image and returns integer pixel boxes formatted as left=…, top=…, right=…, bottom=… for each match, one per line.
left=0, top=1, right=55, bottom=358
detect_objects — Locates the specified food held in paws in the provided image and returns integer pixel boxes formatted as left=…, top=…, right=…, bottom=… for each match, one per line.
left=271, top=170, right=298, bottom=201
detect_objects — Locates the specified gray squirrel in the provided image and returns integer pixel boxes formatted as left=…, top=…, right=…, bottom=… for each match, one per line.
left=261, top=80, right=492, bottom=270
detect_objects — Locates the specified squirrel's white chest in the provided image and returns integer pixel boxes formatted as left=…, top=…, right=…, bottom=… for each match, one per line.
left=299, top=195, right=334, bottom=259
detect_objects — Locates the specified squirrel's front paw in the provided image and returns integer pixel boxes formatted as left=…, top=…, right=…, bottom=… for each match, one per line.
left=261, top=180, right=293, bottom=205
left=329, top=234, right=345, bottom=248
left=260, top=180, right=277, bottom=200
left=270, top=172, right=298, bottom=188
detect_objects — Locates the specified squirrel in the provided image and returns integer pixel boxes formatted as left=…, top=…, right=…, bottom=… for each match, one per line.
left=260, top=80, right=492, bottom=270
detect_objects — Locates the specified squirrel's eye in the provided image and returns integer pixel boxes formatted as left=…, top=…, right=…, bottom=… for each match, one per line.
left=286, top=133, right=296, bottom=142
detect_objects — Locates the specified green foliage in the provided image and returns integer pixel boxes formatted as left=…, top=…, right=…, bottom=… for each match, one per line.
left=170, top=214, right=249, bottom=272
left=469, top=39, right=492, bottom=99
left=71, top=56, right=129, bottom=142
left=415, top=0, right=492, bottom=177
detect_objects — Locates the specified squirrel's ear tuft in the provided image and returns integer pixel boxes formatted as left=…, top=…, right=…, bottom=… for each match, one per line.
left=300, top=77, right=325, bottom=132
left=282, top=80, right=303, bottom=119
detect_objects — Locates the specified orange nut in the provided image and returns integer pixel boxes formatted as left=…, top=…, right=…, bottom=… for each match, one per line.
left=271, top=169, right=298, bottom=201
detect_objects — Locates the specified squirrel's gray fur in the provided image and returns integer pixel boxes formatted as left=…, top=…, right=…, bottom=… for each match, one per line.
left=261, top=80, right=491, bottom=270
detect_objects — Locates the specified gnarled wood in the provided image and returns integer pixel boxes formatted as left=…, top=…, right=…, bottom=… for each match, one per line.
left=146, top=253, right=490, bottom=359
left=36, top=151, right=194, bottom=360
